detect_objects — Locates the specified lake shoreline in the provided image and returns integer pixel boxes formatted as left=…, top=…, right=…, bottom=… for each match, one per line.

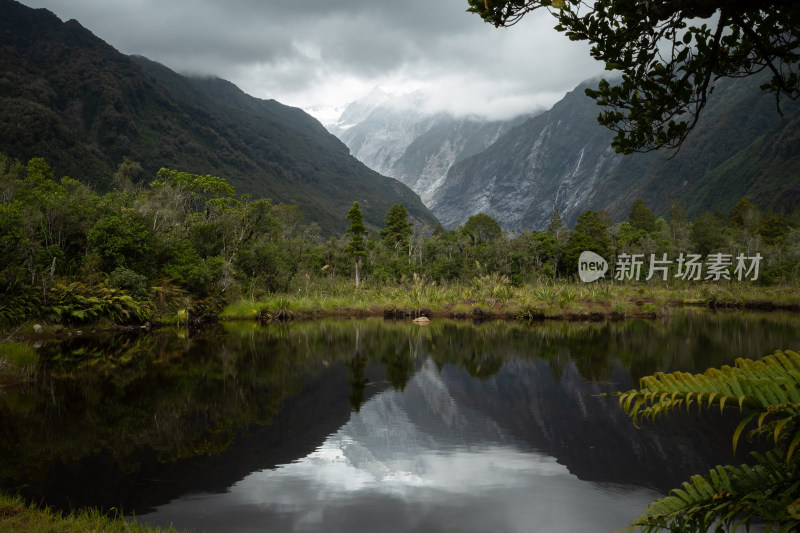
left=242, top=296, right=800, bottom=324
left=3, top=282, right=800, bottom=341
left=4, top=297, right=800, bottom=341
left=0, top=493, right=185, bottom=533
left=220, top=282, right=800, bottom=325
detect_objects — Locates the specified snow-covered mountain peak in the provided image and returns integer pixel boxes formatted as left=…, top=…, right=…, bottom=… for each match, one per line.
left=327, top=89, right=527, bottom=207
left=334, top=87, right=393, bottom=128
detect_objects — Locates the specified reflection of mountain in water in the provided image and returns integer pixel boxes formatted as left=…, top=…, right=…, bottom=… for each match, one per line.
left=334, top=357, right=741, bottom=493
left=142, top=359, right=659, bottom=533
left=442, top=359, right=746, bottom=492
left=7, top=313, right=796, bottom=530
left=17, top=337, right=751, bottom=519
left=12, top=361, right=390, bottom=515
left=343, top=360, right=508, bottom=461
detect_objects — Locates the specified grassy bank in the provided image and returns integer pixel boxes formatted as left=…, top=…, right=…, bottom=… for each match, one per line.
left=4, top=279, right=798, bottom=339
left=0, top=493, right=185, bottom=533
left=0, top=342, right=38, bottom=386
left=220, top=278, right=800, bottom=322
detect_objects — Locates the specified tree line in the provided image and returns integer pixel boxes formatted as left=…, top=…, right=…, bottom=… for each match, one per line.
left=1, top=154, right=798, bottom=326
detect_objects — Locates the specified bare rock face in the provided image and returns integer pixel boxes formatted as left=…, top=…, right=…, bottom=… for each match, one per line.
left=429, top=82, right=622, bottom=233
left=334, top=74, right=800, bottom=233
left=33, top=324, right=44, bottom=334
left=328, top=90, right=526, bottom=209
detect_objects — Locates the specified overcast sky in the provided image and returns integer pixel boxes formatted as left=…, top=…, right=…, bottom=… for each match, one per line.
left=19, top=0, right=606, bottom=123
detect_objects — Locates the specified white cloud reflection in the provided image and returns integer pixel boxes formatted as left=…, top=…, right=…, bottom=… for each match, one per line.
left=138, top=361, right=658, bottom=533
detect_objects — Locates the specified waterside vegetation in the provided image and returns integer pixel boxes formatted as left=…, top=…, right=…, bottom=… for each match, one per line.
left=617, top=349, right=800, bottom=532
left=221, top=278, right=800, bottom=323
left=0, top=493, right=184, bottom=533
left=1, top=154, right=799, bottom=338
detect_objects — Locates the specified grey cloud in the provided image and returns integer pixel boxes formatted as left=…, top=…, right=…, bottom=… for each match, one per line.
left=19, top=0, right=605, bottom=119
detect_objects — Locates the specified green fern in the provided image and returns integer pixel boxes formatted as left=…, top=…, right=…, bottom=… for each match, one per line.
left=0, top=288, right=41, bottom=326
left=621, top=449, right=800, bottom=532
left=47, top=281, right=152, bottom=325
left=616, top=350, right=800, bottom=532
left=619, top=350, right=800, bottom=457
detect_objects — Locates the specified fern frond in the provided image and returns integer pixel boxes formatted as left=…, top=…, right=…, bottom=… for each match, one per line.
left=617, top=351, right=800, bottom=533
left=623, top=450, right=800, bottom=532
left=617, top=350, right=800, bottom=456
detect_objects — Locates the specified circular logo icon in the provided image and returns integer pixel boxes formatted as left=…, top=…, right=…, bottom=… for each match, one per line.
left=578, top=251, right=608, bottom=283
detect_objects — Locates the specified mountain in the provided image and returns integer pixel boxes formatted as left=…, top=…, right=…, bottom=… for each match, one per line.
left=328, top=86, right=393, bottom=132
left=328, top=90, right=527, bottom=205
left=0, top=0, right=437, bottom=234
left=432, top=75, right=800, bottom=231
left=429, top=80, right=618, bottom=231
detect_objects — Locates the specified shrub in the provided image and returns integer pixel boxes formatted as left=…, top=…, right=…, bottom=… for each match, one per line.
left=47, top=281, right=152, bottom=325
left=109, top=266, right=148, bottom=298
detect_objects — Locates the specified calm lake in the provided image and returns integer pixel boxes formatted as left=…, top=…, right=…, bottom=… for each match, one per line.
left=2, top=310, right=800, bottom=532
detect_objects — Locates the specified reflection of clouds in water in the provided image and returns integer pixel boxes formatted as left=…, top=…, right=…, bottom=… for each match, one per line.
left=140, top=358, right=659, bottom=533
left=221, top=441, right=650, bottom=533
left=235, top=441, right=569, bottom=504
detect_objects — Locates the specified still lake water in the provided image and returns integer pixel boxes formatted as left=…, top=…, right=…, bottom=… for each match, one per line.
left=2, top=310, right=800, bottom=532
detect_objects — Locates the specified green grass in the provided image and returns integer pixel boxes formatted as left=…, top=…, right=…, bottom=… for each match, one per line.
left=221, top=279, right=800, bottom=321
left=0, top=342, right=39, bottom=367
left=0, top=342, right=39, bottom=383
left=219, top=299, right=262, bottom=320
left=0, top=493, right=187, bottom=533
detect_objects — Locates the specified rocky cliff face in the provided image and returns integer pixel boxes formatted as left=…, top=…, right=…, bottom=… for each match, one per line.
left=332, top=74, right=800, bottom=233
left=431, top=74, right=800, bottom=231
left=429, top=80, right=621, bottom=232
left=328, top=90, right=526, bottom=206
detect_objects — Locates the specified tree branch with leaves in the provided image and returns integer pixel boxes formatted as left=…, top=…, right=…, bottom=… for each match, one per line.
left=380, top=204, right=414, bottom=260
left=466, top=0, right=800, bottom=153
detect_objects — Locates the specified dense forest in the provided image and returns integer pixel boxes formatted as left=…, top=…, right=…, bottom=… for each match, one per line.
left=1, top=153, right=799, bottom=328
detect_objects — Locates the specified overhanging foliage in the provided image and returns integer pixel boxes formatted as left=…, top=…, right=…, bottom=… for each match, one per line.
left=616, top=350, right=800, bottom=532
left=466, top=0, right=800, bottom=153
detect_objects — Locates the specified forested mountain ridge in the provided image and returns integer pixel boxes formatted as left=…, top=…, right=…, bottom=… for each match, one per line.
left=433, top=75, right=800, bottom=231
left=592, top=73, right=800, bottom=222
left=0, top=0, right=437, bottom=234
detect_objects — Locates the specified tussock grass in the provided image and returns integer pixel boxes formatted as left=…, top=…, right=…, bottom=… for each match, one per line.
left=0, top=342, right=38, bottom=368
left=0, top=342, right=39, bottom=383
left=222, top=278, right=800, bottom=321
left=0, top=493, right=187, bottom=533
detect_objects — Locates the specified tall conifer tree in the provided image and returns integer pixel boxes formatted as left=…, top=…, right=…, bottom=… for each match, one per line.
left=345, top=201, right=367, bottom=287
left=380, top=204, right=413, bottom=259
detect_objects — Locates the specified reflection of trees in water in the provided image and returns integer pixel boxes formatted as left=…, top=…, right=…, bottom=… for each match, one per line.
left=1, top=312, right=799, bottom=508
left=0, top=320, right=430, bottom=489
left=347, top=327, right=367, bottom=412
left=346, top=355, right=367, bottom=412
left=382, top=346, right=415, bottom=391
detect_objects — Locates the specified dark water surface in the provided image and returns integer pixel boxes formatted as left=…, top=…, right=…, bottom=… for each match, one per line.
left=2, top=310, right=800, bottom=532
